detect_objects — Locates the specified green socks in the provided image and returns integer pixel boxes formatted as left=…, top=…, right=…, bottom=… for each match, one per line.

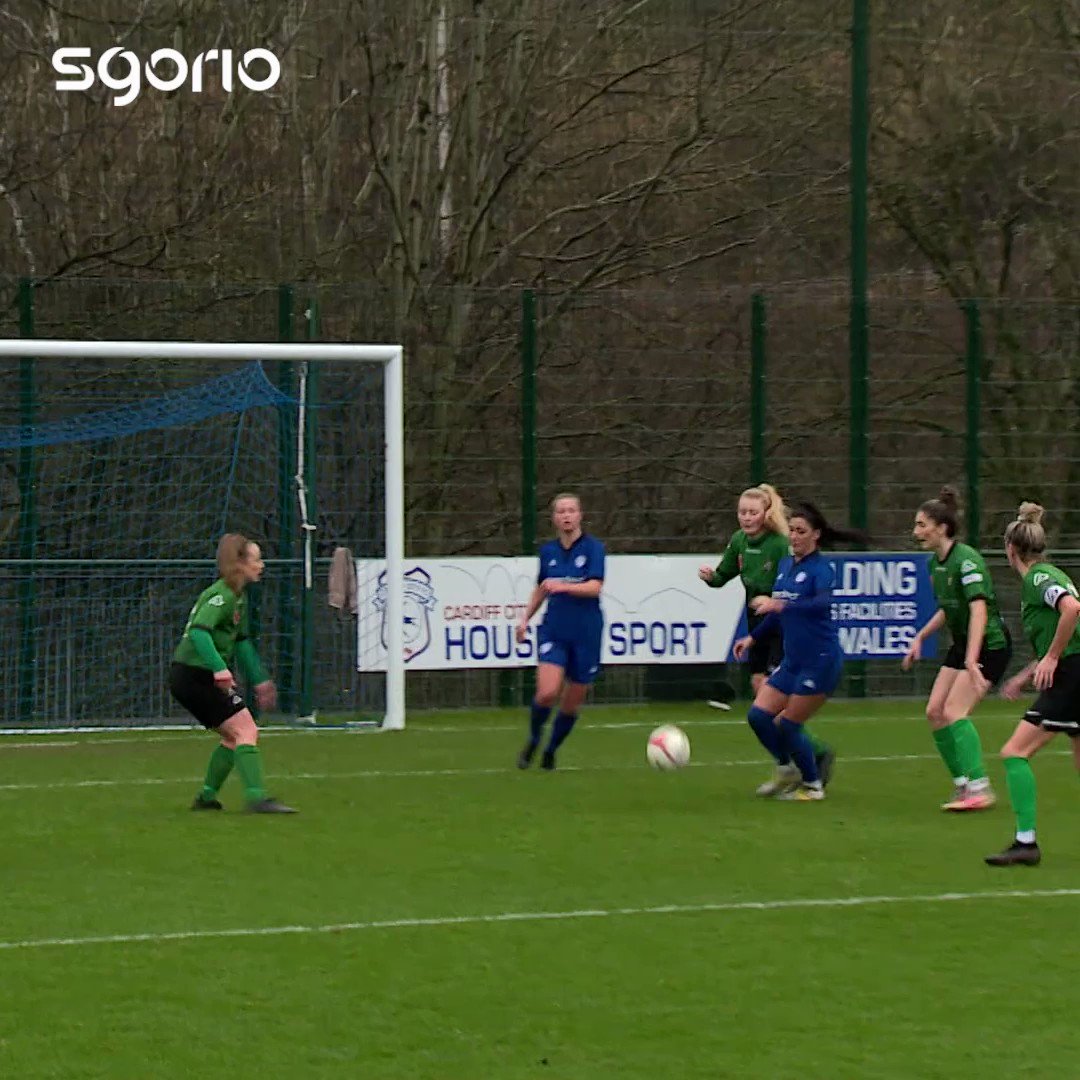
left=200, top=744, right=235, bottom=801
left=233, top=744, right=268, bottom=804
left=932, top=719, right=986, bottom=783
left=951, top=718, right=987, bottom=782
left=197, top=744, right=270, bottom=807
left=932, top=725, right=964, bottom=780
left=1004, top=756, right=1037, bottom=836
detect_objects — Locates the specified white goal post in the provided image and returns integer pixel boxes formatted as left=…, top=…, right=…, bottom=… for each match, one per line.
left=0, top=338, right=406, bottom=731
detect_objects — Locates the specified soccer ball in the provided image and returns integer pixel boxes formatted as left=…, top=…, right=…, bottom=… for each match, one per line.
left=646, top=724, right=691, bottom=770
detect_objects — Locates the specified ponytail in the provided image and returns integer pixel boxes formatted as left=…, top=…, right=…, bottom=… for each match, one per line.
left=789, top=502, right=870, bottom=549
left=217, top=532, right=252, bottom=593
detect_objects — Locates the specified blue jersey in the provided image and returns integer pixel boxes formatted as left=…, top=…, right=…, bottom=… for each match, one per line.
left=753, top=551, right=839, bottom=661
left=538, top=533, right=605, bottom=640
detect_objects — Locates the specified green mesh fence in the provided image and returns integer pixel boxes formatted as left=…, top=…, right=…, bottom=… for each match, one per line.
left=1, top=276, right=1076, bottom=720
left=535, top=289, right=751, bottom=551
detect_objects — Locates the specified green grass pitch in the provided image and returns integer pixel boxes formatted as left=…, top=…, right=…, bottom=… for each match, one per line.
left=0, top=698, right=1077, bottom=1079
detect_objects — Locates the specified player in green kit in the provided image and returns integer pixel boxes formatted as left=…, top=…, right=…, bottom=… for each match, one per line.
left=903, top=487, right=1010, bottom=811
left=169, top=533, right=297, bottom=814
left=699, top=484, right=835, bottom=796
left=986, top=502, right=1080, bottom=866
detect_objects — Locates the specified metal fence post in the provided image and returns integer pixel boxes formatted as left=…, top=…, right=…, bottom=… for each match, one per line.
left=964, top=300, right=983, bottom=547
left=276, top=284, right=296, bottom=713
left=17, top=278, right=37, bottom=725
left=847, top=0, right=870, bottom=699
left=750, top=293, right=767, bottom=484
left=519, top=289, right=538, bottom=707
left=299, top=297, right=320, bottom=720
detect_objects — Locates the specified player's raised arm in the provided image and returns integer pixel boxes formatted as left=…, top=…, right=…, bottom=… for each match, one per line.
left=701, top=535, right=742, bottom=587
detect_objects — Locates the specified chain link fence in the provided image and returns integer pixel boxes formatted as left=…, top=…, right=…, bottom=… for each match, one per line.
left=1, top=277, right=1076, bottom=721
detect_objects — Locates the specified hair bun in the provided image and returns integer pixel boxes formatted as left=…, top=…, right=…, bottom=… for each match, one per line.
left=937, top=485, right=959, bottom=510
left=1017, top=501, right=1044, bottom=526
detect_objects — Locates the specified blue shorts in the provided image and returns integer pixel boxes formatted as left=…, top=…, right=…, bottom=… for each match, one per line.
left=767, top=651, right=843, bottom=697
left=537, top=624, right=602, bottom=685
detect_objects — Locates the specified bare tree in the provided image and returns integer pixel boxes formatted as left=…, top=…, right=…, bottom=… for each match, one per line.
left=871, top=2, right=1080, bottom=542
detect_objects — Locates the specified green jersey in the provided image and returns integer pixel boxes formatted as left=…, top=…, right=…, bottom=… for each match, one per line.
left=174, top=578, right=250, bottom=671
left=1021, top=563, right=1080, bottom=660
left=930, top=542, right=1007, bottom=650
left=709, top=529, right=789, bottom=598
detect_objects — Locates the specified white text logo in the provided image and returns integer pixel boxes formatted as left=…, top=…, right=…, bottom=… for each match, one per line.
left=52, top=47, right=281, bottom=108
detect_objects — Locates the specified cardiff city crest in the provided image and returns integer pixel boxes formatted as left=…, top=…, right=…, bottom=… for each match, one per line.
left=373, top=566, right=437, bottom=662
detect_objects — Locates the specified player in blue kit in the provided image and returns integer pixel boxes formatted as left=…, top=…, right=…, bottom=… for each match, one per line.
left=515, top=492, right=606, bottom=770
left=733, top=502, right=867, bottom=800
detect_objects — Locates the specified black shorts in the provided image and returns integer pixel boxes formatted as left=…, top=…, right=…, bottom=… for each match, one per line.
left=169, top=662, right=246, bottom=729
left=747, top=613, right=783, bottom=677
left=1024, top=653, right=1080, bottom=737
left=942, top=631, right=1012, bottom=689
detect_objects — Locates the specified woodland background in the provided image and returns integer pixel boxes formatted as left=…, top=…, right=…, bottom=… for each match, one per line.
left=0, top=0, right=1077, bottom=555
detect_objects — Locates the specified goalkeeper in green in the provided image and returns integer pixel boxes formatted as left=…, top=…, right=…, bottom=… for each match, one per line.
left=169, top=533, right=297, bottom=814
left=986, top=502, right=1080, bottom=867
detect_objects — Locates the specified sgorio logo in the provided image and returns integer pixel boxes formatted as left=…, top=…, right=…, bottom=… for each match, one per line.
left=51, top=47, right=281, bottom=108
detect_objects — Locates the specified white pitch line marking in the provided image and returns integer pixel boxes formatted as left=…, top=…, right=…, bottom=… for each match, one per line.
left=0, top=749, right=1070, bottom=794
left=2, top=887, right=1078, bottom=952
left=0, top=711, right=1024, bottom=745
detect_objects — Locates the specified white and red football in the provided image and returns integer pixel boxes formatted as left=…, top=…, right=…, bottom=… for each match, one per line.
left=646, top=724, right=691, bottom=771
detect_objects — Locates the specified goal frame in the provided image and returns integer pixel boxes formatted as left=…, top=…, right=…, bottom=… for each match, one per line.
left=0, top=338, right=406, bottom=731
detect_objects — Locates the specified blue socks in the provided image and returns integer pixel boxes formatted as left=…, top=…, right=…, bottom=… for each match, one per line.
left=748, top=707, right=820, bottom=784
left=527, top=701, right=551, bottom=750
left=526, top=702, right=578, bottom=759
left=546, top=711, right=578, bottom=754
left=777, top=718, right=819, bottom=783
left=747, top=705, right=784, bottom=762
